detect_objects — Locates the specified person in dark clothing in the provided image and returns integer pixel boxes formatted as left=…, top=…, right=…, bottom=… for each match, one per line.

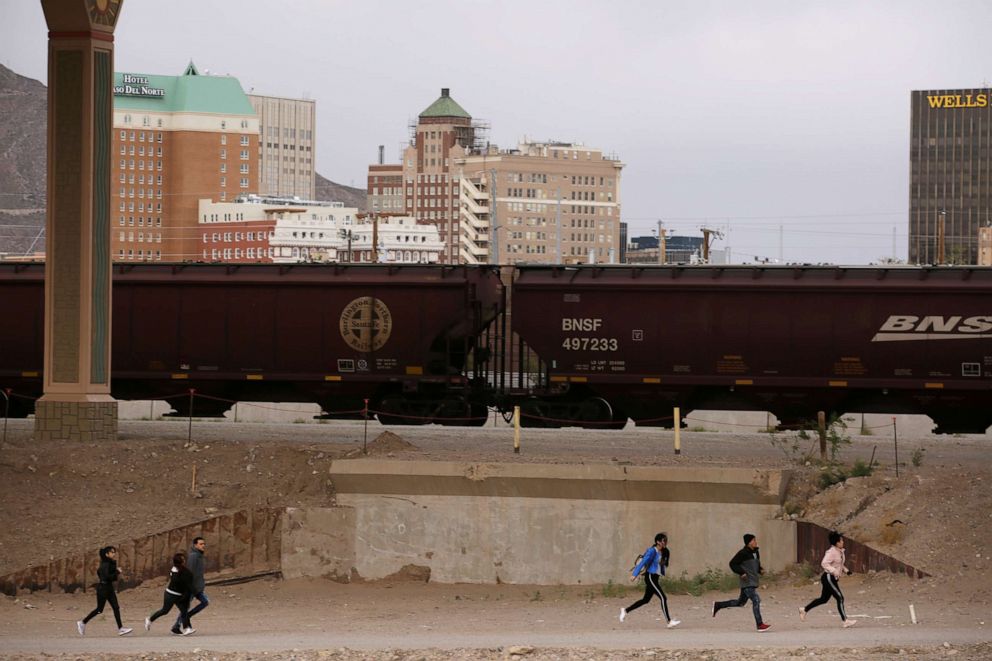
left=145, top=552, right=195, bottom=636
left=619, top=532, right=681, bottom=628
left=799, top=530, right=857, bottom=627
left=712, top=534, right=771, bottom=631
left=77, top=546, right=133, bottom=636
left=172, top=537, right=209, bottom=634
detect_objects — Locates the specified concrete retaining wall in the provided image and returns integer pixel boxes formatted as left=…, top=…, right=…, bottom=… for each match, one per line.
left=281, top=460, right=797, bottom=585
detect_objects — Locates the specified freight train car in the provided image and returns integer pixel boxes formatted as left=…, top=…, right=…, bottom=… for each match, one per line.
left=0, top=263, right=504, bottom=425
left=509, top=265, right=992, bottom=433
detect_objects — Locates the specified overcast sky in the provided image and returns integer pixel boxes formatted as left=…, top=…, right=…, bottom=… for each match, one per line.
left=3, top=1, right=992, bottom=264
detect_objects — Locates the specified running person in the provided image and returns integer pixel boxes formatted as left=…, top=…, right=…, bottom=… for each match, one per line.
left=619, top=532, right=680, bottom=628
left=712, top=534, right=771, bottom=632
left=172, top=537, right=208, bottom=634
left=77, top=546, right=133, bottom=636
left=799, top=530, right=857, bottom=627
left=145, top=553, right=195, bottom=635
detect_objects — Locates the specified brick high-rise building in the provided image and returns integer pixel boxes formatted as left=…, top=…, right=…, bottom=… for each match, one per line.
left=111, top=63, right=259, bottom=262
left=368, top=88, right=484, bottom=264
left=367, top=89, right=623, bottom=265
left=909, top=88, right=992, bottom=264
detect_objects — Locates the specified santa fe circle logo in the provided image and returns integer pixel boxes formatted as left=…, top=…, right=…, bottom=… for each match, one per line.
left=339, top=297, right=393, bottom=352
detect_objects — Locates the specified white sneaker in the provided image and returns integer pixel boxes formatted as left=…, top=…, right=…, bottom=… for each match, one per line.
left=619, top=607, right=626, bottom=623
left=667, top=619, right=681, bottom=628
left=843, top=619, right=857, bottom=628
left=799, top=607, right=806, bottom=622
left=144, top=616, right=151, bottom=631
left=76, top=620, right=85, bottom=636
left=181, top=627, right=196, bottom=636
left=118, top=627, right=133, bottom=636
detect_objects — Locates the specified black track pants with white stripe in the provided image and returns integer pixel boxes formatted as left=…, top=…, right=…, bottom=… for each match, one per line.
left=804, top=572, right=847, bottom=621
left=625, top=573, right=672, bottom=622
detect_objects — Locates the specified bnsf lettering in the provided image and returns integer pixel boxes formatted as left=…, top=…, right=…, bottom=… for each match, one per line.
left=877, top=315, right=992, bottom=333
left=562, top=318, right=603, bottom=332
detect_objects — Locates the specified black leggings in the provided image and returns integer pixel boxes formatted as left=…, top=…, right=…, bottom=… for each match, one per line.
left=804, top=573, right=847, bottom=621
left=149, top=591, right=191, bottom=629
left=625, top=573, right=672, bottom=622
left=83, top=586, right=122, bottom=628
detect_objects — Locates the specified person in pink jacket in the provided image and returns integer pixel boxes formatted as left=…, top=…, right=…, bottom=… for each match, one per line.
left=799, top=530, right=856, bottom=627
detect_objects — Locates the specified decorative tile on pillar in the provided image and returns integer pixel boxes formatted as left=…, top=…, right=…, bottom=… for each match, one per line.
left=35, top=401, right=118, bottom=442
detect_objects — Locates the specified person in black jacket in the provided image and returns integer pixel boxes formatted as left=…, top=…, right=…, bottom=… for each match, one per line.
left=145, top=552, right=195, bottom=635
left=77, top=546, right=133, bottom=636
left=712, top=534, right=771, bottom=631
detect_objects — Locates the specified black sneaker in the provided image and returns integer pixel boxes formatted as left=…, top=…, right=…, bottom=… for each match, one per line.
left=170, top=627, right=183, bottom=635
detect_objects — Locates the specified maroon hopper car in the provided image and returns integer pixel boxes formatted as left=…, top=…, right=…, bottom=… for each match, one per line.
left=0, top=263, right=503, bottom=425
left=509, top=265, right=992, bottom=433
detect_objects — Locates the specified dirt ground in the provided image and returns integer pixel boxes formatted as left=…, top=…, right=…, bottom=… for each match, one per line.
left=0, top=416, right=990, bottom=658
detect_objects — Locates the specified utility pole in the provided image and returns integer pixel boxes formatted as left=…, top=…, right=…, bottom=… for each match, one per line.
left=656, top=220, right=666, bottom=265
left=555, top=187, right=562, bottom=265
left=892, top=226, right=897, bottom=262
left=937, top=209, right=946, bottom=265
left=489, top=168, right=499, bottom=265
left=778, top=224, right=784, bottom=263
left=371, top=211, right=379, bottom=263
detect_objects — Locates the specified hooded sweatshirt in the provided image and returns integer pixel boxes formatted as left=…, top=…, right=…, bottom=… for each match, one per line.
left=821, top=545, right=847, bottom=579
left=95, top=550, right=120, bottom=591
left=729, top=545, right=763, bottom=588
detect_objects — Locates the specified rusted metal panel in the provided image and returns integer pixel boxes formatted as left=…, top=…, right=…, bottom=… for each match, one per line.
left=796, top=521, right=928, bottom=578
left=0, top=509, right=283, bottom=596
left=201, top=517, right=220, bottom=574
left=250, top=508, right=283, bottom=571
left=232, top=510, right=252, bottom=571
left=217, top=513, right=235, bottom=569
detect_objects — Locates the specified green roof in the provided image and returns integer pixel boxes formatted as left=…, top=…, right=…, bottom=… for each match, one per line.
left=113, top=64, right=254, bottom=115
left=419, top=88, right=471, bottom=119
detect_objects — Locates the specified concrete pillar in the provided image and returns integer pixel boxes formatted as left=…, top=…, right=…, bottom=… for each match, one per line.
left=35, top=0, right=123, bottom=442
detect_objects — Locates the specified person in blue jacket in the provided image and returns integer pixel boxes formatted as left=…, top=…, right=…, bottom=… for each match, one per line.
left=619, top=532, right=680, bottom=628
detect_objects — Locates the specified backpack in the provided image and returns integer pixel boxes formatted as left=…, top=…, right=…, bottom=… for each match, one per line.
left=631, top=546, right=658, bottom=577
left=631, top=552, right=647, bottom=577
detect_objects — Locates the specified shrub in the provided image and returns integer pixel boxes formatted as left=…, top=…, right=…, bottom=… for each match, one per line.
left=818, top=465, right=849, bottom=489
left=850, top=458, right=874, bottom=478
left=663, top=569, right=740, bottom=596
left=911, top=447, right=925, bottom=467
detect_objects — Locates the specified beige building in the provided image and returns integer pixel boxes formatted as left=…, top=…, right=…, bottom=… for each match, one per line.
left=249, top=93, right=316, bottom=200
left=454, top=142, right=623, bottom=265
left=367, top=89, right=623, bottom=265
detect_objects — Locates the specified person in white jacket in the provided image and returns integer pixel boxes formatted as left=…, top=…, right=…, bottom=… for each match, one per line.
left=799, top=530, right=856, bottom=627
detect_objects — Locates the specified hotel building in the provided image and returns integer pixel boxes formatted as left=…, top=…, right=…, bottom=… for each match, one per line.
left=909, top=88, right=992, bottom=264
left=111, top=63, right=260, bottom=262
